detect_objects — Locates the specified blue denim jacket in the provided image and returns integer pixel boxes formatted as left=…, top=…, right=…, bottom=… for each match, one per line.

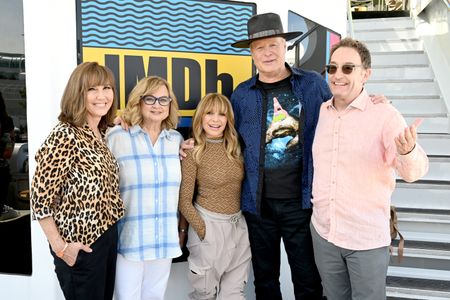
left=231, top=64, right=332, bottom=214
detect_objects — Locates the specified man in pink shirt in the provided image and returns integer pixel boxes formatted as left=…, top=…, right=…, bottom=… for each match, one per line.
left=310, top=38, right=429, bottom=300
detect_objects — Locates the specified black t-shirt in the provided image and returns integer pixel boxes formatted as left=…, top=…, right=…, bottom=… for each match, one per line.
left=258, top=75, right=303, bottom=198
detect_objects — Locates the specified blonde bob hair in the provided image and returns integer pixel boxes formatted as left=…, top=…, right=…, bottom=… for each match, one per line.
left=58, top=62, right=117, bottom=130
left=191, top=93, right=242, bottom=166
left=122, top=76, right=179, bottom=129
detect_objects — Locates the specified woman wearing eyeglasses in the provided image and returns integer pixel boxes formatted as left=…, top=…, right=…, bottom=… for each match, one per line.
left=106, top=76, right=183, bottom=300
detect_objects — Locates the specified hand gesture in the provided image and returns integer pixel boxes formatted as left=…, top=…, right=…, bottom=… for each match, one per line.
left=395, top=119, right=422, bottom=155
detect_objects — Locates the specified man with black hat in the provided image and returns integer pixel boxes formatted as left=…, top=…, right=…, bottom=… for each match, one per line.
left=230, top=12, right=330, bottom=299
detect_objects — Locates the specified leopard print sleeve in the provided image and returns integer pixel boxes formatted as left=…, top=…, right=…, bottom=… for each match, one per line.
left=31, top=123, right=75, bottom=220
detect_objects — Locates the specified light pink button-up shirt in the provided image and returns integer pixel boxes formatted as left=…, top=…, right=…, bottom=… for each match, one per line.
left=311, top=89, right=429, bottom=250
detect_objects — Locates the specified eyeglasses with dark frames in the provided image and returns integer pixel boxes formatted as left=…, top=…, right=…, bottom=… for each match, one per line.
left=140, top=95, right=172, bottom=106
left=325, top=63, right=363, bottom=75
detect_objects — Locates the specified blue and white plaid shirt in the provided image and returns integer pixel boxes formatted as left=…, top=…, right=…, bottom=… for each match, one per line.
left=106, top=125, right=183, bottom=261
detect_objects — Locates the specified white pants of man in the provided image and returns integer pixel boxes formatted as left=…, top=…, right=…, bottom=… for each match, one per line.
left=187, top=204, right=252, bottom=300
left=114, top=254, right=172, bottom=300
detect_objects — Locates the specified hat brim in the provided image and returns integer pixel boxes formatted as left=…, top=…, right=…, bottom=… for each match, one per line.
left=231, top=31, right=303, bottom=48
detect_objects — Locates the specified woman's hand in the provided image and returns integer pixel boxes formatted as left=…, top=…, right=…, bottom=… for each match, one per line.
left=113, top=115, right=130, bottom=130
left=178, top=230, right=188, bottom=248
left=59, top=242, right=92, bottom=267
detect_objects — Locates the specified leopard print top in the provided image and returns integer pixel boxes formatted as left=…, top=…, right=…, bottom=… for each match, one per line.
left=31, top=122, right=124, bottom=246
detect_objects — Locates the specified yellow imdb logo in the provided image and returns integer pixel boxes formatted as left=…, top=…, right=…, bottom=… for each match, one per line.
left=82, top=47, right=253, bottom=117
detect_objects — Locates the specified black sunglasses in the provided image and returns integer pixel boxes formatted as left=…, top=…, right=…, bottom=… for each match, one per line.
left=325, top=63, right=363, bottom=75
left=140, top=95, right=172, bottom=106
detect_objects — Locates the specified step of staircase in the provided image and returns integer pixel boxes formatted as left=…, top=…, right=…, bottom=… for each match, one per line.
left=391, top=97, right=444, bottom=114
left=404, top=116, right=449, bottom=134
left=393, top=181, right=450, bottom=211
left=420, top=156, right=450, bottom=181
left=371, top=51, right=429, bottom=66
left=364, top=39, right=423, bottom=52
left=395, top=155, right=450, bottom=181
left=353, top=15, right=449, bottom=300
left=387, top=277, right=450, bottom=300
left=355, top=27, right=417, bottom=41
left=396, top=231, right=450, bottom=244
left=396, top=211, right=450, bottom=237
left=388, top=266, right=450, bottom=282
left=352, top=17, right=415, bottom=31
left=365, top=80, right=440, bottom=97
left=390, top=245, right=450, bottom=270
left=417, top=133, right=450, bottom=156
left=371, top=65, right=434, bottom=80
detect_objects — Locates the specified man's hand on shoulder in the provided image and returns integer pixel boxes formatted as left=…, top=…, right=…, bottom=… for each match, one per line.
left=370, top=94, right=390, bottom=105
left=179, top=138, right=194, bottom=160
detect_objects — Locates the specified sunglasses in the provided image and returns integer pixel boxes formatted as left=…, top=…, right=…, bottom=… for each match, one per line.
left=140, top=95, right=172, bottom=106
left=325, top=64, right=363, bottom=75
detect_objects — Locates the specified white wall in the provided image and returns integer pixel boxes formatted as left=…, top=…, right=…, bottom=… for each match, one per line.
left=414, top=0, right=450, bottom=121
left=0, top=1, right=346, bottom=299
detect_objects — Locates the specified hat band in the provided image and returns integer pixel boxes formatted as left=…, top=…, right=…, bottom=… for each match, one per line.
left=249, top=29, right=283, bottom=40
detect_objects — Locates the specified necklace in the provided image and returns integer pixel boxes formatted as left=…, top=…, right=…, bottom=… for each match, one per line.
left=206, top=137, right=223, bottom=144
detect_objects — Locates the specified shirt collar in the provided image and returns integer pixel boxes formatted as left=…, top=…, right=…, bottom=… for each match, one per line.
left=81, top=123, right=105, bottom=139
left=129, top=124, right=172, bottom=140
left=327, top=88, right=370, bottom=112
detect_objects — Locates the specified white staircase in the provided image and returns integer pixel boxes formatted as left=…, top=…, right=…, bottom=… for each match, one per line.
left=353, top=16, right=450, bottom=300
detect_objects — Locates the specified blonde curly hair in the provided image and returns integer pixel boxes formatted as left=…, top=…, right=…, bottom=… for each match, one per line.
left=121, top=76, right=179, bottom=129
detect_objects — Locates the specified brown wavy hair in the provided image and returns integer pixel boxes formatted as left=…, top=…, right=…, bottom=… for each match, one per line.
left=330, top=37, right=372, bottom=69
left=58, top=62, right=117, bottom=130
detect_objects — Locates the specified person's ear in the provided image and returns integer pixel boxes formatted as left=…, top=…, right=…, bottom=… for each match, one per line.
left=362, top=68, right=372, bottom=84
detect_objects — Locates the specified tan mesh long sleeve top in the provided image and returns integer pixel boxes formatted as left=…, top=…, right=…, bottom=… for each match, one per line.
left=179, top=140, right=243, bottom=239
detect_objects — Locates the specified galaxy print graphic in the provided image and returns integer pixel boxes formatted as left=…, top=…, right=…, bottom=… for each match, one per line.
left=265, top=91, right=302, bottom=170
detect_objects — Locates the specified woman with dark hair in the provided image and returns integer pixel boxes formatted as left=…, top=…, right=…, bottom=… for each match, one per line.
left=0, top=91, right=19, bottom=221
left=30, top=62, right=124, bottom=300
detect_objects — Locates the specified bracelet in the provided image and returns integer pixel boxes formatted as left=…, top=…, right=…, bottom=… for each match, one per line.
left=56, top=242, right=68, bottom=258
left=401, top=144, right=416, bottom=156
left=178, top=228, right=187, bottom=233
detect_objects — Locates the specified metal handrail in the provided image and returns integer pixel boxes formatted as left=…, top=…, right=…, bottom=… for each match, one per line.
left=348, top=0, right=355, bottom=38
left=287, top=24, right=319, bottom=68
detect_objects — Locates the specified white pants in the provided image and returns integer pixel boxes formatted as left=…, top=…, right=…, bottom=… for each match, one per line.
left=114, top=254, right=172, bottom=300
left=187, top=204, right=252, bottom=300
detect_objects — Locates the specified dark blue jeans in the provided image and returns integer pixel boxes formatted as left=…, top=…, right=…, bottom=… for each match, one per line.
left=244, top=197, right=323, bottom=300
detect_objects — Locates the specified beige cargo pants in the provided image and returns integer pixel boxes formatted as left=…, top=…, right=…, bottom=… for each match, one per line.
left=187, top=204, right=252, bottom=300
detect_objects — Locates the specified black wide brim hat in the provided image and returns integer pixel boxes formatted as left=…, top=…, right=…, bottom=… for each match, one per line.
left=231, top=13, right=303, bottom=48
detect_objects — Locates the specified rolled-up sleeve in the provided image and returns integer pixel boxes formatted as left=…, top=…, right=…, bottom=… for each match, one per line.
left=31, top=129, right=74, bottom=219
